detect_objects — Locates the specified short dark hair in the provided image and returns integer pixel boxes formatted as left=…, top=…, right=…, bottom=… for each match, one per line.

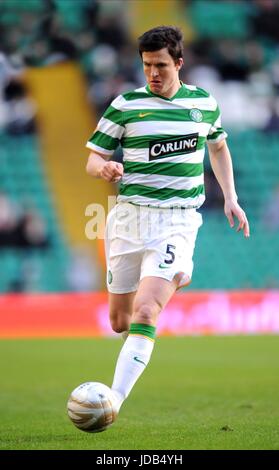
left=138, top=26, right=184, bottom=63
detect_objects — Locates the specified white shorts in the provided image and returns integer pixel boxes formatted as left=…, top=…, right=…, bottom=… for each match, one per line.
left=105, top=202, right=202, bottom=294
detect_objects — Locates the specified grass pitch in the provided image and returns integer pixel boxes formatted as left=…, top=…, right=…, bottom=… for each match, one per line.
left=0, top=336, right=279, bottom=450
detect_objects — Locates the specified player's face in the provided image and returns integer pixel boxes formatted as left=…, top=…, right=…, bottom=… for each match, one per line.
left=142, top=48, right=183, bottom=98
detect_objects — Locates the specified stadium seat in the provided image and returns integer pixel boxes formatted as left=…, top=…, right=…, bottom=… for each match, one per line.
left=189, top=0, right=253, bottom=39
left=189, top=130, right=279, bottom=290
left=0, top=133, right=70, bottom=293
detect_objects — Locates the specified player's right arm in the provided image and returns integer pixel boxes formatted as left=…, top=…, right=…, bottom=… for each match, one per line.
left=86, top=151, right=123, bottom=183
left=85, top=95, right=125, bottom=183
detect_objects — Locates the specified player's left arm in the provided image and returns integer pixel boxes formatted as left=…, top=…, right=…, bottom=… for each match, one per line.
left=207, top=139, right=250, bottom=238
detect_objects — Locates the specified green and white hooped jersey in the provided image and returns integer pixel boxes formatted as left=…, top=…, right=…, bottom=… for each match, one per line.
left=86, top=83, right=227, bottom=208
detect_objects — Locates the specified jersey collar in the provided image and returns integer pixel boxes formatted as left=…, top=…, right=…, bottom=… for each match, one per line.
left=145, top=81, right=186, bottom=101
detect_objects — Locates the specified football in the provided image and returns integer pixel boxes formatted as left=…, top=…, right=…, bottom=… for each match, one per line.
left=67, top=382, right=118, bottom=433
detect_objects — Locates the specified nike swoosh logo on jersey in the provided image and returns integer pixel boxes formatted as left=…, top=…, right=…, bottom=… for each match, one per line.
left=139, top=112, right=153, bottom=118
left=134, top=356, right=146, bottom=366
left=158, top=263, right=170, bottom=269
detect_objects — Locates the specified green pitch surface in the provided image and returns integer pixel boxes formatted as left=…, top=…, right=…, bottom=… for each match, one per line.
left=1, top=336, right=279, bottom=450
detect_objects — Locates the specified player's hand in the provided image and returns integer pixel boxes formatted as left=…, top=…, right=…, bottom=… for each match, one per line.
left=99, top=161, right=123, bottom=183
left=224, top=198, right=250, bottom=238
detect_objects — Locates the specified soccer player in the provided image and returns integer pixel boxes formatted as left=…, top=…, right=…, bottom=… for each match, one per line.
left=86, top=26, right=250, bottom=415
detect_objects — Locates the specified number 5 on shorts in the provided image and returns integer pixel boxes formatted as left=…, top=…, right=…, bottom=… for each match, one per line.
left=164, top=244, right=176, bottom=264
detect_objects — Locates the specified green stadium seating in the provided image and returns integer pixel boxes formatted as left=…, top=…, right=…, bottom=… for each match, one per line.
left=0, top=0, right=44, bottom=11
left=189, top=130, right=279, bottom=290
left=0, top=134, right=70, bottom=293
left=189, top=0, right=253, bottom=39
left=54, top=0, right=90, bottom=32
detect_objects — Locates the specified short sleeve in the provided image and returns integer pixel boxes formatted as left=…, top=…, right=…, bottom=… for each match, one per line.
left=86, top=96, right=125, bottom=155
left=207, top=104, right=228, bottom=144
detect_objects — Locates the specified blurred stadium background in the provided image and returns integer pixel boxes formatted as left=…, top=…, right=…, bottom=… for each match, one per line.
left=0, top=0, right=279, bottom=336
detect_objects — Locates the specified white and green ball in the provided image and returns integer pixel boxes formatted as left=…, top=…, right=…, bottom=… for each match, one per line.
left=67, top=382, right=117, bottom=433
